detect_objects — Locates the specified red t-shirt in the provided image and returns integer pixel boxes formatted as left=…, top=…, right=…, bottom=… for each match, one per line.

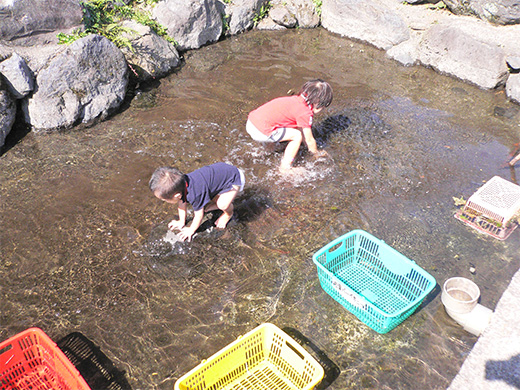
left=248, top=95, right=313, bottom=136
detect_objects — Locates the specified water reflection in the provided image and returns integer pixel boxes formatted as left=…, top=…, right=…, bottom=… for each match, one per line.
left=1, top=28, right=520, bottom=390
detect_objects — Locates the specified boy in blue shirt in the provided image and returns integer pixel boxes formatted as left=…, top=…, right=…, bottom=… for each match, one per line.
left=150, top=162, right=245, bottom=242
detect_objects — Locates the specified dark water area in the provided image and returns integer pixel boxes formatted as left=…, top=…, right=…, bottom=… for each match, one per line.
left=1, top=28, right=520, bottom=389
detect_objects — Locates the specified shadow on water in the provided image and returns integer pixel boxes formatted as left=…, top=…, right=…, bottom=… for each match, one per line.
left=420, top=282, right=442, bottom=309
left=57, top=332, right=132, bottom=390
left=0, top=112, right=31, bottom=157
left=282, top=327, right=341, bottom=390
left=234, top=186, right=273, bottom=223
left=313, top=114, right=352, bottom=148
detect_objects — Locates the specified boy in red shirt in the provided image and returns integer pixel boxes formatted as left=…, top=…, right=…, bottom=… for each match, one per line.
left=247, top=79, right=333, bottom=173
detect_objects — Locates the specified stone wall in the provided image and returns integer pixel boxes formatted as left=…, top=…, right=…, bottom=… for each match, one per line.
left=1, top=0, right=519, bottom=147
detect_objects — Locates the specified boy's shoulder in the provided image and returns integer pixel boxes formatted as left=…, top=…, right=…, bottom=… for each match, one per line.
left=265, top=94, right=305, bottom=110
left=204, top=162, right=236, bottom=171
left=274, top=94, right=302, bottom=103
left=189, top=162, right=237, bottom=177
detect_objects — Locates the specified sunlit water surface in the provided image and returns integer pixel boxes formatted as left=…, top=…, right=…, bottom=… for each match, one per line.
left=1, top=28, right=520, bottom=389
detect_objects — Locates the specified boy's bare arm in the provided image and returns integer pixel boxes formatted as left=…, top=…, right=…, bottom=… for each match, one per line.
left=302, top=127, right=318, bottom=154
left=178, top=201, right=187, bottom=225
left=168, top=201, right=187, bottom=230
left=302, top=127, right=329, bottom=158
left=178, top=208, right=205, bottom=241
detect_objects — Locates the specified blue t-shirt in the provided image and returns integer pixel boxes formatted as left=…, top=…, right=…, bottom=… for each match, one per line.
left=185, top=163, right=241, bottom=211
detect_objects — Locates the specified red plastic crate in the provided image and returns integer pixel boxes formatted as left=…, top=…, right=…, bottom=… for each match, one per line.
left=0, top=328, right=91, bottom=390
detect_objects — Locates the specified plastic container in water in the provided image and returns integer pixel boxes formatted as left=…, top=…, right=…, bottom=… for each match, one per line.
left=441, top=277, right=493, bottom=336
left=312, top=230, right=436, bottom=334
left=454, top=175, right=520, bottom=240
left=174, top=323, right=324, bottom=390
left=441, top=277, right=480, bottom=314
left=0, top=328, right=91, bottom=390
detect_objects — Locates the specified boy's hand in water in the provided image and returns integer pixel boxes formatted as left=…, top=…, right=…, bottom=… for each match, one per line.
left=312, top=149, right=329, bottom=159
left=168, top=219, right=184, bottom=231
left=178, top=227, right=196, bottom=242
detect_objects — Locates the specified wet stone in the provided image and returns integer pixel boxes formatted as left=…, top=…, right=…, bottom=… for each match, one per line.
left=493, top=105, right=519, bottom=119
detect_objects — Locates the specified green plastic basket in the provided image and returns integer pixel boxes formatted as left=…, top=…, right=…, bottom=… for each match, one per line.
left=312, top=230, right=436, bottom=334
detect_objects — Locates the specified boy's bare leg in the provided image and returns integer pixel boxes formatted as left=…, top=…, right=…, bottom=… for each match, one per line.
left=212, top=188, right=240, bottom=228
left=279, top=128, right=303, bottom=173
left=509, top=151, right=520, bottom=167
left=204, top=200, right=218, bottom=212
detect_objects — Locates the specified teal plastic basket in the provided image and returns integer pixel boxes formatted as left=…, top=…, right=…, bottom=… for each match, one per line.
left=312, top=230, right=436, bottom=334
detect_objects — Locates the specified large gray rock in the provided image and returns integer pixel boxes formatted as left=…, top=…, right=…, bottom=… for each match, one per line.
left=0, top=77, right=16, bottom=148
left=507, top=56, right=520, bottom=70
left=506, top=73, right=520, bottom=103
left=22, top=34, right=128, bottom=132
left=0, top=53, right=34, bottom=99
left=443, top=0, right=520, bottom=25
left=0, top=0, right=83, bottom=43
left=120, top=21, right=180, bottom=81
left=321, top=0, right=410, bottom=50
left=268, top=0, right=320, bottom=28
left=284, top=0, right=320, bottom=28
left=152, top=0, right=222, bottom=51
left=270, top=4, right=298, bottom=28
left=387, top=39, right=418, bottom=66
left=0, top=43, right=66, bottom=75
left=256, top=15, right=288, bottom=30
left=417, top=24, right=509, bottom=89
left=225, top=0, right=267, bottom=35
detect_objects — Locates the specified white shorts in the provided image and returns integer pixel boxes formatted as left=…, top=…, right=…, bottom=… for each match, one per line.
left=237, top=168, right=245, bottom=192
left=246, top=119, right=286, bottom=143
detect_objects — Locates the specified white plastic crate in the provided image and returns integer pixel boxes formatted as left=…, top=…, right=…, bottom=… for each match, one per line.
left=455, top=176, right=520, bottom=240
left=465, top=176, right=520, bottom=225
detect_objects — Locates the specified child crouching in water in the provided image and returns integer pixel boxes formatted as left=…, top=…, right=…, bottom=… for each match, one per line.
left=246, top=79, right=333, bottom=173
left=149, top=162, right=245, bottom=242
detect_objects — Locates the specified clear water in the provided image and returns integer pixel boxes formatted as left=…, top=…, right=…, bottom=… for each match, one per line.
left=1, top=28, right=520, bottom=389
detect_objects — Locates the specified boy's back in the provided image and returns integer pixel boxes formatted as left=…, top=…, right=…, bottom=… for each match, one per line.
left=248, top=95, right=313, bottom=135
left=186, top=163, right=242, bottom=211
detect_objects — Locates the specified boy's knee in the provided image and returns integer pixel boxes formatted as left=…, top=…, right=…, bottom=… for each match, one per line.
left=288, top=130, right=303, bottom=143
left=218, top=202, right=234, bottom=214
left=216, top=190, right=238, bottom=211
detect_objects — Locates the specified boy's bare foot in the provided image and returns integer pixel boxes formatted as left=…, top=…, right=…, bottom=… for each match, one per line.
left=215, top=213, right=232, bottom=229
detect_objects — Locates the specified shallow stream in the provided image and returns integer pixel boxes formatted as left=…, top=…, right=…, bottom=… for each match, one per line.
left=1, top=28, right=520, bottom=389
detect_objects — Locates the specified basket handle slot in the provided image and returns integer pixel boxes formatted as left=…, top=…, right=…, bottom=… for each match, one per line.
left=327, top=242, right=342, bottom=253
left=285, top=340, right=304, bottom=360
left=0, top=344, right=13, bottom=356
left=0, top=344, right=15, bottom=366
left=326, top=239, right=346, bottom=259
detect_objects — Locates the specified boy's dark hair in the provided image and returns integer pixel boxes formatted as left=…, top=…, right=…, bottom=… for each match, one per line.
left=149, top=167, right=185, bottom=200
left=299, top=79, right=333, bottom=109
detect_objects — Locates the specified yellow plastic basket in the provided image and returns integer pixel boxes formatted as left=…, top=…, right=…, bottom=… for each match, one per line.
left=174, top=323, right=324, bottom=390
